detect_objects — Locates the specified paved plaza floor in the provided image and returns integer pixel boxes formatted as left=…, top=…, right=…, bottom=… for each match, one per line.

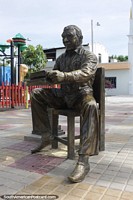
left=0, top=95, right=133, bottom=200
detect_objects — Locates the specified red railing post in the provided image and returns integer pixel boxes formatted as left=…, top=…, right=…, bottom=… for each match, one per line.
left=2, top=83, right=5, bottom=108
left=11, top=84, right=15, bottom=108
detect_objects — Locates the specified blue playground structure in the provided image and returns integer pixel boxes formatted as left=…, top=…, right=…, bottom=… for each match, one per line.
left=0, top=66, right=11, bottom=85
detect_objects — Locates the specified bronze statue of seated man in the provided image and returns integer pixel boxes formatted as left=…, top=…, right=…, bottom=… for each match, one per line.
left=30, top=25, right=99, bottom=183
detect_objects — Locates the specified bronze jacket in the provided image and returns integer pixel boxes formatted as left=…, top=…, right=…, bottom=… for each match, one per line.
left=54, top=46, right=98, bottom=96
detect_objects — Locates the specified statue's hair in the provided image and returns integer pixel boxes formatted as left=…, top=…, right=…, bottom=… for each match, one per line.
left=63, top=25, right=83, bottom=45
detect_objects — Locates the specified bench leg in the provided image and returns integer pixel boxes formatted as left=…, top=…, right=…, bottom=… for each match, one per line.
left=67, top=115, right=75, bottom=159
left=51, top=111, right=59, bottom=149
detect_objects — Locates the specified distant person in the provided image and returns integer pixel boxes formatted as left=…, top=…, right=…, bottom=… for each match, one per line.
left=30, top=25, right=99, bottom=183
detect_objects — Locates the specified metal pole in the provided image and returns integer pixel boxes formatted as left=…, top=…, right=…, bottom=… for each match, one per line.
left=10, top=41, right=15, bottom=108
left=18, top=45, right=21, bottom=83
left=3, top=58, right=5, bottom=83
left=91, top=19, right=93, bottom=52
left=10, top=41, right=14, bottom=85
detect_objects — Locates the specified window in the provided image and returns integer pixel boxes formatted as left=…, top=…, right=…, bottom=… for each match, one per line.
left=105, top=77, right=116, bottom=88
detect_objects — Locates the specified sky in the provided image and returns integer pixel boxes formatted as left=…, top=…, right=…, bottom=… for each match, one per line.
left=0, top=0, right=131, bottom=56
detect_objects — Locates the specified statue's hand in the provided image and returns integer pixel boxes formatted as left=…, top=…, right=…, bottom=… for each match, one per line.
left=46, top=70, right=65, bottom=83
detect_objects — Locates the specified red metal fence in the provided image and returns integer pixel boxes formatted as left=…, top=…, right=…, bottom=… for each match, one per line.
left=0, top=82, right=60, bottom=109
left=0, top=83, right=25, bottom=108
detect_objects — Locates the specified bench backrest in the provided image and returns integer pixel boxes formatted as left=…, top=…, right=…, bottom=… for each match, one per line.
left=93, top=67, right=105, bottom=151
left=93, top=67, right=105, bottom=105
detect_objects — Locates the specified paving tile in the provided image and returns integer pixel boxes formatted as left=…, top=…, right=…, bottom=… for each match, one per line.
left=69, top=187, right=87, bottom=198
left=30, top=177, right=51, bottom=188
left=96, top=164, right=108, bottom=170
left=0, top=165, right=42, bottom=183
left=84, top=191, right=103, bottom=200
left=91, top=167, right=106, bottom=174
left=5, top=181, right=26, bottom=191
left=33, top=188, right=52, bottom=194
left=63, top=195, right=82, bottom=200
left=105, top=188, right=122, bottom=197
left=88, top=172, right=101, bottom=179
left=104, top=169, right=118, bottom=176
left=121, top=191, right=133, bottom=200
left=4, top=141, right=38, bottom=152
left=116, top=171, right=130, bottom=178
left=119, top=166, right=133, bottom=173
left=76, top=183, right=92, bottom=190
left=101, top=195, right=118, bottom=200
left=109, top=182, right=126, bottom=190
left=48, top=166, right=69, bottom=178
left=99, top=174, right=113, bottom=181
left=54, top=184, right=74, bottom=194
left=84, top=177, right=97, bottom=185
left=41, top=182, right=59, bottom=191
left=124, top=184, right=133, bottom=192
left=128, top=179, right=133, bottom=186
left=113, top=176, right=128, bottom=184
left=96, top=179, right=111, bottom=187
left=0, top=186, right=18, bottom=196
left=107, top=165, right=121, bottom=172
left=89, top=185, right=107, bottom=194
left=124, top=159, right=133, bottom=165
left=17, top=176, right=40, bottom=185
left=9, top=154, right=65, bottom=174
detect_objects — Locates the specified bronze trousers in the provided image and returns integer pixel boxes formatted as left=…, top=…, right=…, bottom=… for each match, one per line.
left=31, top=88, right=99, bottom=156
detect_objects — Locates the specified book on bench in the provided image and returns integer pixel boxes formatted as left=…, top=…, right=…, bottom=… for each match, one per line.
left=30, top=70, right=47, bottom=80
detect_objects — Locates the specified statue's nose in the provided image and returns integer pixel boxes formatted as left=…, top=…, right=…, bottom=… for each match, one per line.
left=64, top=37, right=69, bottom=42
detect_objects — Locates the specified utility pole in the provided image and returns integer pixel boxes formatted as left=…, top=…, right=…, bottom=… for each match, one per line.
left=91, top=19, right=94, bottom=52
left=91, top=20, right=100, bottom=53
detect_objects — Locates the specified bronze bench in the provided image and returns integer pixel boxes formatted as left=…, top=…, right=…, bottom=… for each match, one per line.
left=51, top=67, right=105, bottom=159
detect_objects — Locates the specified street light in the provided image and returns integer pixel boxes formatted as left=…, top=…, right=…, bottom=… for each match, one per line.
left=91, top=19, right=100, bottom=52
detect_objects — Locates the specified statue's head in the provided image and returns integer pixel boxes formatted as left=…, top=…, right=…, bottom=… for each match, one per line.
left=61, top=25, right=83, bottom=50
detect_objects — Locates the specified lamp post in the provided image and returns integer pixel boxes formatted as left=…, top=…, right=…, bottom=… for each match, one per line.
left=91, top=19, right=94, bottom=52
left=10, top=41, right=14, bottom=85
left=91, top=20, right=100, bottom=52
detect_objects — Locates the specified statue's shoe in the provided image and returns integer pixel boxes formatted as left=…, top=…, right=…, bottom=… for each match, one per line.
left=31, top=136, right=53, bottom=154
left=68, top=162, right=90, bottom=183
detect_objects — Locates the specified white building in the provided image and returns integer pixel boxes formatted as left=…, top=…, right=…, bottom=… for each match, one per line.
left=90, top=43, right=109, bottom=63
left=98, top=62, right=130, bottom=95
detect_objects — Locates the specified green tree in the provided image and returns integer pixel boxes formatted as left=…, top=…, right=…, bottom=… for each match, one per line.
left=111, top=55, right=128, bottom=62
left=117, top=55, right=127, bottom=62
left=21, top=44, right=47, bottom=75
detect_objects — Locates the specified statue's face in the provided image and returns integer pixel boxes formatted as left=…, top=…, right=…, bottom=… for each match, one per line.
left=62, top=27, right=79, bottom=50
